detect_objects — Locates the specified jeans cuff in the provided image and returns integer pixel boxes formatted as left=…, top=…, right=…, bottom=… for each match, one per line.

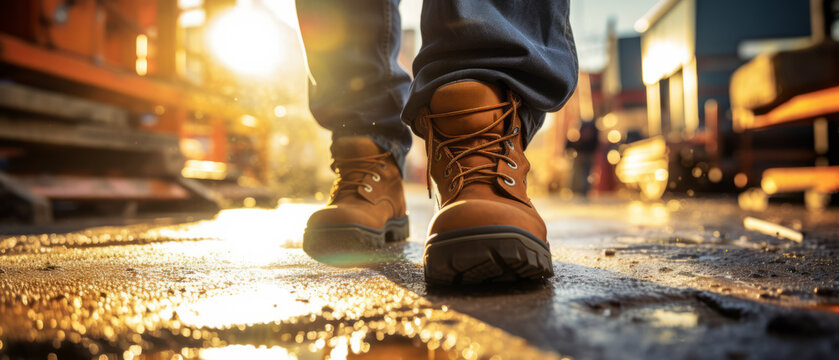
left=366, top=134, right=408, bottom=177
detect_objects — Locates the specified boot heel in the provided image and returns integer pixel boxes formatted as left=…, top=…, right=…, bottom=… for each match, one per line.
left=384, top=216, right=410, bottom=243
left=303, top=215, right=409, bottom=266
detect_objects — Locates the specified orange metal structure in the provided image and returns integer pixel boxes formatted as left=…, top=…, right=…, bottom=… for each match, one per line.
left=761, top=166, right=839, bottom=194
left=733, top=82, right=839, bottom=204
left=0, top=0, right=273, bottom=222
left=735, top=85, right=839, bottom=131
left=0, top=0, right=269, bottom=168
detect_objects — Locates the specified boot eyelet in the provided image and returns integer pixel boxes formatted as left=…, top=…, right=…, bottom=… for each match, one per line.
left=448, top=182, right=456, bottom=192
left=503, top=177, right=516, bottom=186
left=443, top=168, right=451, bottom=178
left=506, top=140, right=514, bottom=150
left=513, top=127, right=520, bottom=134
left=363, top=184, right=373, bottom=192
left=372, top=173, right=381, bottom=182
left=380, top=164, right=387, bottom=169
left=435, top=151, right=442, bottom=161
left=507, top=160, right=518, bottom=169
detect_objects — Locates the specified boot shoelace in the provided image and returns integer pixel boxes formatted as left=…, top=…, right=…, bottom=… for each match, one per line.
left=330, top=153, right=390, bottom=199
left=423, top=94, right=521, bottom=199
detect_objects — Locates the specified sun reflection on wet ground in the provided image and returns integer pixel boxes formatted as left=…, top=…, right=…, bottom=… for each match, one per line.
left=1, top=196, right=838, bottom=359
left=175, top=285, right=321, bottom=329
left=198, top=345, right=297, bottom=360
left=158, top=204, right=322, bottom=245
left=0, top=202, right=560, bottom=360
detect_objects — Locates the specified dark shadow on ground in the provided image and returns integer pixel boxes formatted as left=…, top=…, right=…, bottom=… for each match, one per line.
left=364, top=242, right=839, bottom=360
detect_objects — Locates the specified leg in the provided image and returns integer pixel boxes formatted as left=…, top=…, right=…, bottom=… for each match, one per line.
left=404, top=0, right=578, bottom=144
left=297, top=0, right=412, bottom=172
left=297, top=0, right=411, bottom=264
left=407, top=0, right=578, bottom=285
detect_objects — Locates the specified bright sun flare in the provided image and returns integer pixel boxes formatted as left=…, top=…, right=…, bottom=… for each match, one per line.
left=206, top=4, right=284, bottom=77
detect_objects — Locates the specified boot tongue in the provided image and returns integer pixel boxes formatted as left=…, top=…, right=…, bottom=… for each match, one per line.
left=428, top=81, right=506, bottom=170
left=330, top=137, right=384, bottom=199
left=331, top=137, right=383, bottom=159
left=429, top=80, right=506, bottom=136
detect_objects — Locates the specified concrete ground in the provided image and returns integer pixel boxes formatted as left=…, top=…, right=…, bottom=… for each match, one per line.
left=0, top=191, right=837, bottom=360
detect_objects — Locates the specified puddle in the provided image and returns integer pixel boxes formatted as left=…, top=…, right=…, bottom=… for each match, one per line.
left=174, top=287, right=323, bottom=329
left=585, top=296, right=742, bottom=329
left=620, top=304, right=699, bottom=328
left=0, top=333, right=454, bottom=360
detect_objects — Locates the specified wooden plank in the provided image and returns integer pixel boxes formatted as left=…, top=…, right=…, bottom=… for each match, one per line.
left=13, top=175, right=190, bottom=200
left=743, top=216, right=803, bottom=243
left=0, top=82, right=128, bottom=127
left=0, top=115, right=179, bottom=153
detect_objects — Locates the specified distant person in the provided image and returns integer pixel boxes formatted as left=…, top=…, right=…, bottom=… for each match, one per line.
left=297, top=1, right=578, bottom=285
left=567, top=121, right=598, bottom=195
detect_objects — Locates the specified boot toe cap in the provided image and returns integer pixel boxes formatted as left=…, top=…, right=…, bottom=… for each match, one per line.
left=428, top=199, right=546, bottom=241
left=307, top=205, right=382, bottom=230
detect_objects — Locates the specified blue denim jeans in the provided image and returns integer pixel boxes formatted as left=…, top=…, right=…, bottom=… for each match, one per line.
left=297, top=0, right=578, bottom=173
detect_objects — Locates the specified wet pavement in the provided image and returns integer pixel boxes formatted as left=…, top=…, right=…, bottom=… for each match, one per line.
left=0, top=190, right=838, bottom=360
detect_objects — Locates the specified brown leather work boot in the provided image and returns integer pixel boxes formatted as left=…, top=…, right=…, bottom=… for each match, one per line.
left=303, top=137, right=409, bottom=264
left=415, top=80, right=553, bottom=285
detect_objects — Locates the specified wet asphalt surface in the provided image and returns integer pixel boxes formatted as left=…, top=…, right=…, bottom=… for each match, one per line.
left=0, top=191, right=838, bottom=360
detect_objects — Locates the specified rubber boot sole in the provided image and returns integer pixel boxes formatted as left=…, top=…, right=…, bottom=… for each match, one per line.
left=303, top=216, right=409, bottom=266
left=423, top=226, right=553, bottom=286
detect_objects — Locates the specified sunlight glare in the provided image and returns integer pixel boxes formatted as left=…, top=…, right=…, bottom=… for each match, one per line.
left=155, top=204, right=320, bottom=250
left=206, top=3, right=283, bottom=77
left=177, top=286, right=322, bottom=329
